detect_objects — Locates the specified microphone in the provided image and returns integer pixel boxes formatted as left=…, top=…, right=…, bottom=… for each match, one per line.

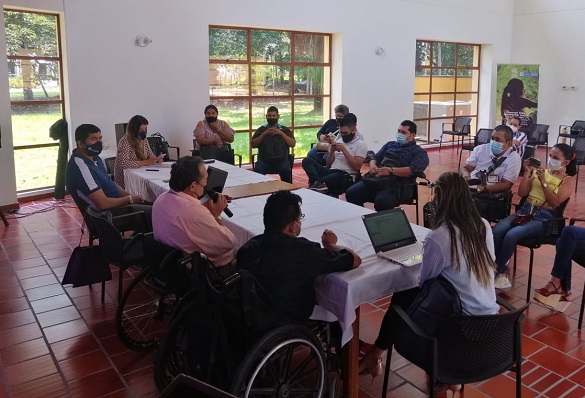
left=206, top=189, right=233, bottom=218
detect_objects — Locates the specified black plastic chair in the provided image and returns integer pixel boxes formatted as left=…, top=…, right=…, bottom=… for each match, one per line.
left=191, top=139, right=242, bottom=167
left=572, top=136, right=585, bottom=193
left=71, top=194, right=99, bottom=245
left=86, top=207, right=150, bottom=302
left=526, top=123, right=550, bottom=160
left=513, top=197, right=570, bottom=303
left=437, top=117, right=471, bottom=152
left=458, top=128, right=492, bottom=169
left=566, top=218, right=585, bottom=330
left=557, top=120, right=585, bottom=145
left=381, top=296, right=528, bottom=398
left=251, top=150, right=295, bottom=183
left=104, top=157, right=116, bottom=181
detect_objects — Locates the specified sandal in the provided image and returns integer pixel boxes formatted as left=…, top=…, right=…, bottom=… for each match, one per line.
left=534, top=281, right=561, bottom=297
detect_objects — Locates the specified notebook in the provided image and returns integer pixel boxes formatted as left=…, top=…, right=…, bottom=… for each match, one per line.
left=205, top=165, right=228, bottom=193
left=362, top=208, right=423, bottom=267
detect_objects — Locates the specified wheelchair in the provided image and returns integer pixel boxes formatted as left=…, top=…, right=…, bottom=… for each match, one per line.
left=115, top=240, right=199, bottom=351
left=153, top=252, right=341, bottom=398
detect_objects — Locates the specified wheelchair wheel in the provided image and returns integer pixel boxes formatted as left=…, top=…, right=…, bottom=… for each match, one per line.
left=153, top=299, right=194, bottom=392
left=230, top=324, right=326, bottom=398
left=115, top=267, right=178, bottom=351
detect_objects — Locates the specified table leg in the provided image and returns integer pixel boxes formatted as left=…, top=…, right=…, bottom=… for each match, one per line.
left=343, top=307, right=360, bottom=398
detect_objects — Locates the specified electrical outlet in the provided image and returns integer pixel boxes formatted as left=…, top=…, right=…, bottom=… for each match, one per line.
left=562, top=85, right=569, bottom=90
left=571, top=86, right=578, bottom=91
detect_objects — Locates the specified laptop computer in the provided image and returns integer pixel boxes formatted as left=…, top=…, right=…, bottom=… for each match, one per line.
left=362, top=208, right=423, bottom=267
left=205, top=165, right=228, bottom=193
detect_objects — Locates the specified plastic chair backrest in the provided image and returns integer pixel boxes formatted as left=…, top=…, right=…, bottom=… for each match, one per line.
left=530, top=124, right=550, bottom=144
left=86, top=207, right=127, bottom=264
left=571, top=120, right=585, bottom=134
left=476, top=128, right=492, bottom=145
left=454, top=117, right=472, bottom=133
left=573, top=136, right=585, bottom=164
left=71, top=194, right=98, bottom=244
left=104, top=157, right=116, bottom=179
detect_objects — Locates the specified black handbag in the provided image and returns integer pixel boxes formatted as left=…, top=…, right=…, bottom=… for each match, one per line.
left=62, top=245, right=112, bottom=287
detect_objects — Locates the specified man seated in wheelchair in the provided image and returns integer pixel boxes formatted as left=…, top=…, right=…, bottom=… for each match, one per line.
left=152, top=156, right=237, bottom=277
left=302, top=113, right=368, bottom=196
left=460, top=125, right=521, bottom=221
left=237, top=190, right=361, bottom=323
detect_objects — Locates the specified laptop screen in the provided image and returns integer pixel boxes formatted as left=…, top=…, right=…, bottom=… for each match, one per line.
left=362, top=208, right=417, bottom=252
left=205, top=166, right=228, bottom=193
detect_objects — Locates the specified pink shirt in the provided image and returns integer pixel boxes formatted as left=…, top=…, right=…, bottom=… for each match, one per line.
left=152, top=191, right=237, bottom=266
left=114, top=135, right=155, bottom=188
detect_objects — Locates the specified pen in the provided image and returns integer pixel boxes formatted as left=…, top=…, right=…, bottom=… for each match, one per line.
left=145, top=169, right=159, bottom=171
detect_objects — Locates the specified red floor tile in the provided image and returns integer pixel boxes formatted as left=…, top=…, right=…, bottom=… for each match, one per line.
left=0, top=337, right=50, bottom=366
left=50, top=333, right=101, bottom=362
left=67, top=368, right=125, bottom=398
left=58, top=349, right=112, bottom=382
left=10, top=373, right=68, bottom=398
left=4, top=355, right=59, bottom=386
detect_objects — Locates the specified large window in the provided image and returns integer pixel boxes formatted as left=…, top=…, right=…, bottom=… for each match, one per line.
left=4, top=9, right=65, bottom=192
left=413, top=41, right=480, bottom=143
left=209, top=26, right=332, bottom=162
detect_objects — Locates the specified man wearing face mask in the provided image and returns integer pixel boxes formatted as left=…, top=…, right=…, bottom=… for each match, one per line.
left=301, top=113, right=368, bottom=195
left=152, top=156, right=237, bottom=271
left=251, top=106, right=296, bottom=183
left=508, top=116, right=527, bottom=158
left=461, top=125, right=521, bottom=222
left=66, top=123, right=152, bottom=229
left=345, top=120, right=429, bottom=211
left=193, top=104, right=236, bottom=160
left=461, top=125, right=521, bottom=194
left=306, top=104, right=352, bottom=165
left=237, top=190, right=360, bottom=322
left=114, top=114, right=162, bottom=188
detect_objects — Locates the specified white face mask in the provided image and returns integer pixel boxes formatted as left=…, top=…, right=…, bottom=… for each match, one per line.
left=547, top=158, right=563, bottom=170
left=507, top=124, right=519, bottom=134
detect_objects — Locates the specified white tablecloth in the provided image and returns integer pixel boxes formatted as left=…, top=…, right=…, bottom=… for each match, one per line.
left=124, top=161, right=273, bottom=202
left=224, top=188, right=429, bottom=345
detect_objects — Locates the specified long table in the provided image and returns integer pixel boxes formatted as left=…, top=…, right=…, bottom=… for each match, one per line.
left=124, top=161, right=274, bottom=202
left=124, top=163, right=427, bottom=397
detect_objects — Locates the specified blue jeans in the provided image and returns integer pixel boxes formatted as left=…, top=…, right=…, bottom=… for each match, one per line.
left=551, top=226, right=585, bottom=292
left=306, top=147, right=328, bottom=166
left=253, top=158, right=292, bottom=183
left=492, top=203, right=553, bottom=274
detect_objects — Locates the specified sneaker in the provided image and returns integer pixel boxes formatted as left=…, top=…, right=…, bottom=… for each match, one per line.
left=494, top=273, right=512, bottom=289
left=309, top=182, right=329, bottom=194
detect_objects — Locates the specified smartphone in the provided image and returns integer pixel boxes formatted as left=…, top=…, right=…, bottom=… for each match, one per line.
left=529, top=157, right=541, bottom=168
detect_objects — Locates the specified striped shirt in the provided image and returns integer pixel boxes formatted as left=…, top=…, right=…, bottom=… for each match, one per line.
left=114, top=135, right=155, bottom=188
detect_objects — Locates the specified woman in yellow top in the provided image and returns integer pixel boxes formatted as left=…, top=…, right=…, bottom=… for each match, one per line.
left=114, top=115, right=163, bottom=188
left=492, top=143, right=576, bottom=289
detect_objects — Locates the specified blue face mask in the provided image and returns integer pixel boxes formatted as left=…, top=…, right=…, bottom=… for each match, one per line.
left=490, top=140, right=504, bottom=155
left=396, top=132, right=407, bottom=144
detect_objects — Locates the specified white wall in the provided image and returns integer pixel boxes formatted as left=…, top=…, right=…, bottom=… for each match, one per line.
left=512, top=0, right=585, bottom=142
left=0, top=0, right=516, bottom=205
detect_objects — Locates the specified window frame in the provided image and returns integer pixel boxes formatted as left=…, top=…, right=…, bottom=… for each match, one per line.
left=5, top=8, right=65, bottom=193
left=209, top=25, right=332, bottom=161
left=413, top=40, right=481, bottom=144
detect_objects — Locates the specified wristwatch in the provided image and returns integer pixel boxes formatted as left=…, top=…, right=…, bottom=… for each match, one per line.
left=215, top=215, right=223, bottom=222
left=389, top=167, right=394, bottom=175
left=542, top=183, right=548, bottom=189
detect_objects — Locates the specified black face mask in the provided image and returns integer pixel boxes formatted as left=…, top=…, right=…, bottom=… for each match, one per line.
left=85, top=141, right=103, bottom=156
left=205, top=116, right=217, bottom=124
left=138, top=131, right=147, bottom=140
left=266, top=118, right=278, bottom=126
left=336, top=117, right=344, bottom=125
left=341, top=132, right=355, bottom=143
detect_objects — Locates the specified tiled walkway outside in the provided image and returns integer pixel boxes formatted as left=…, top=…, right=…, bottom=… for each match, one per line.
left=0, top=146, right=584, bottom=397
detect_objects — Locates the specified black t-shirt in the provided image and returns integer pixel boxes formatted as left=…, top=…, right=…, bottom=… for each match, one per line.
left=236, top=232, right=354, bottom=322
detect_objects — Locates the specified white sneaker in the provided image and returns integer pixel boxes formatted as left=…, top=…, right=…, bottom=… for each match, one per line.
left=494, top=274, right=512, bottom=289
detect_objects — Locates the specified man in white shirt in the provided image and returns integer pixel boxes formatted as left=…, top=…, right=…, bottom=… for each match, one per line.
left=460, top=125, right=521, bottom=222
left=301, top=113, right=368, bottom=195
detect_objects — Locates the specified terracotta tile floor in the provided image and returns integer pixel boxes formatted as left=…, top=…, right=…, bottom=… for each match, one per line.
left=0, top=146, right=584, bottom=397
